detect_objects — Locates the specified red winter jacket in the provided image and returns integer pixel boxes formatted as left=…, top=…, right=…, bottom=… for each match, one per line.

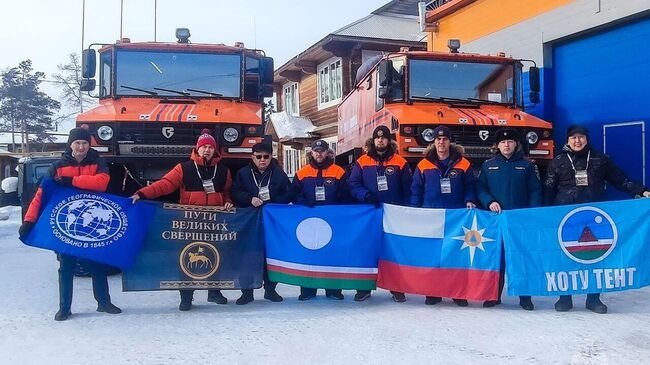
left=24, top=148, right=110, bottom=223
left=136, top=150, right=232, bottom=206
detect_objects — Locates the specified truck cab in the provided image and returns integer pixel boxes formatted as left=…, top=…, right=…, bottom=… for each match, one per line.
left=78, top=29, right=274, bottom=194
left=337, top=47, right=553, bottom=166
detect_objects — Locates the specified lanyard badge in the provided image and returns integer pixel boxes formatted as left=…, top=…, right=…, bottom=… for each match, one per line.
left=315, top=186, right=326, bottom=201
left=202, top=180, right=216, bottom=194
left=575, top=170, right=589, bottom=187
left=377, top=175, right=389, bottom=191
left=258, top=186, right=271, bottom=201
left=440, top=178, right=452, bottom=194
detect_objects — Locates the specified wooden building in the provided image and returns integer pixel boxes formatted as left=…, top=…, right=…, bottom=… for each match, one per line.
left=270, top=0, right=426, bottom=176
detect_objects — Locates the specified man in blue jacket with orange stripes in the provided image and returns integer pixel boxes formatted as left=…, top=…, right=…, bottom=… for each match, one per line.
left=411, top=125, right=476, bottom=307
left=348, top=125, right=412, bottom=302
left=290, top=139, right=348, bottom=300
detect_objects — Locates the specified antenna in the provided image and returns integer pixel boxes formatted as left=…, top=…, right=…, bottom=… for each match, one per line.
left=81, top=0, right=86, bottom=51
left=253, top=15, right=257, bottom=49
left=119, top=0, right=124, bottom=39
left=154, top=0, right=157, bottom=41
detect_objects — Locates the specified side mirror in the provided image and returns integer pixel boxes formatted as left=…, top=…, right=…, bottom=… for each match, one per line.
left=261, top=57, right=274, bottom=85
left=80, top=79, right=96, bottom=92
left=528, top=66, right=540, bottom=92
left=82, top=49, right=96, bottom=79
left=261, top=84, right=274, bottom=98
left=378, top=59, right=394, bottom=87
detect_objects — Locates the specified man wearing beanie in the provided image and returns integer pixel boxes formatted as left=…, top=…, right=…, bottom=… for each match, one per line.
left=477, top=128, right=542, bottom=310
left=131, top=128, right=233, bottom=311
left=231, top=142, right=291, bottom=304
left=411, top=125, right=476, bottom=307
left=348, top=125, right=412, bottom=303
left=20, top=127, right=121, bottom=321
left=545, top=124, right=650, bottom=313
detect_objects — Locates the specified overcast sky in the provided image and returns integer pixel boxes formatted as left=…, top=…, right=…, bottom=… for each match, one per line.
left=0, top=0, right=389, bottom=130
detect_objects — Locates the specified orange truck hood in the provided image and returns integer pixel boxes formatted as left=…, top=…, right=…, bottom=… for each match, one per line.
left=77, top=98, right=262, bottom=124
left=385, top=103, right=551, bottom=129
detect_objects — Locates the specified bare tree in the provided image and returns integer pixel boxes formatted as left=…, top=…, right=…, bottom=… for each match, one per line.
left=52, top=53, right=94, bottom=114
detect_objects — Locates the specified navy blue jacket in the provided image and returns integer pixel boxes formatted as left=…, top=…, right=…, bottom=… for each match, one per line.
left=410, top=146, right=476, bottom=209
left=231, top=159, right=291, bottom=207
left=348, top=146, right=412, bottom=205
left=476, top=149, right=542, bottom=209
left=290, top=157, right=348, bottom=206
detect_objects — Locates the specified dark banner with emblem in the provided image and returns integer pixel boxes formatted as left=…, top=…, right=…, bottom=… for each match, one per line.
left=122, top=203, right=263, bottom=291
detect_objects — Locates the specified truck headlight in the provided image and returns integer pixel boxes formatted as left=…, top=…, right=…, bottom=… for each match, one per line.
left=223, top=127, right=239, bottom=143
left=526, top=131, right=539, bottom=145
left=97, top=125, right=114, bottom=141
left=421, top=128, right=435, bottom=143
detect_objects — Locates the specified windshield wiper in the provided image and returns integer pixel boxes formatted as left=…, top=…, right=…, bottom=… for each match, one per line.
left=186, top=88, right=223, bottom=97
left=153, top=87, right=191, bottom=96
left=120, top=85, right=158, bottom=96
left=468, top=97, right=507, bottom=106
left=410, top=95, right=477, bottom=104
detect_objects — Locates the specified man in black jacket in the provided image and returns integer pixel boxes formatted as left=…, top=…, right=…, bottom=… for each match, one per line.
left=232, top=143, right=291, bottom=304
left=544, top=124, right=650, bottom=313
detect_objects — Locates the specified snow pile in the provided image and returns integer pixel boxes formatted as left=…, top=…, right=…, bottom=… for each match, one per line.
left=1, top=206, right=649, bottom=364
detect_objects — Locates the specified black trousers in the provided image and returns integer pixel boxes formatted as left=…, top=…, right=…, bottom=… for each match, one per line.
left=58, top=254, right=111, bottom=311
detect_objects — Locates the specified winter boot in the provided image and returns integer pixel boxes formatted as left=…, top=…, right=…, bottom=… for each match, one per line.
left=298, top=288, right=317, bottom=301
left=353, top=290, right=371, bottom=302
left=236, top=290, right=254, bottom=305
left=391, top=291, right=406, bottom=303
left=54, top=309, right=71, bottom=321
left=97, top=302, right=122, bottom=314
left=325, top=289, right=344, bottom=300
left=554, top=295, right=573, bottom=312
left=179, top=290, right=193, bottom=311
left=585, top=294, right=607, bottom=314
left=482, top=299, right=501, bottom=308
left=425, top=296, right=442, bottom=305
left=519, top=296, right=534, bottom=311
left=453, top=298, right=468, bottom=307
left=207, top=290, right=228, bottom=304
left=263, top=288, right=283, bottom=302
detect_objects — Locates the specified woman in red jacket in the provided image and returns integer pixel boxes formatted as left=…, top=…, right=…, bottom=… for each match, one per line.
left=20, top=128, right=121, bottom=321
left=131, top=129, right=233, bottom=311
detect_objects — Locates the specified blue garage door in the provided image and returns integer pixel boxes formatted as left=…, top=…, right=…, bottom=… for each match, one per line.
left=552, top=16, right=650, bottom=198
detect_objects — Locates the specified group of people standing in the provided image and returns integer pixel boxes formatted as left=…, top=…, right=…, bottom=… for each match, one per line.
left=20, top=122, right=650, bottom=321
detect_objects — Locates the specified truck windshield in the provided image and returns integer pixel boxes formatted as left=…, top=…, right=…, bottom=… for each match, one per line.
left=409, top=59, right=520, bottom=107
left=115, top=50, right=241, bottom=97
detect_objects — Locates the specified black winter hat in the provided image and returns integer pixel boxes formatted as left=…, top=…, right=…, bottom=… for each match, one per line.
left=252, top=142, right=273, bottom=154
left=372, top=125, right=393, bottom=140
left=67, top=127, right=92, bottom=145
left=432, top=125, right=452, bottom=140
left=311, top=139, right=329, bottom=152
left=495, top=128, right=520, bottom=144
left=566, top=124, right=589, bottom=138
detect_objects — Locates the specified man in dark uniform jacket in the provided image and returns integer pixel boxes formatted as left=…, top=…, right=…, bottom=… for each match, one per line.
left=477, top=128, right=542, bottom=310
left=232, top=143, right=290, bottom=304
left=545, top=124, right=650, bottom=314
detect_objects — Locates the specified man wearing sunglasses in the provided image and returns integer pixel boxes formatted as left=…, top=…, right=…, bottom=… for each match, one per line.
left=232, top=143, right=291, bottom=304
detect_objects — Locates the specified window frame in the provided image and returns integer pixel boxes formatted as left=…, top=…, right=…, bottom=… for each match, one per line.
left=283, top=81, right=300, bottom=116
left=317, top=56, right=343, bottom=110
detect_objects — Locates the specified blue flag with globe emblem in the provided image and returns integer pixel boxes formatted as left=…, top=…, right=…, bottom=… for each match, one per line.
left=20, top=179, right=156, bottom=269
left=502, top=198, right=650, bottom=296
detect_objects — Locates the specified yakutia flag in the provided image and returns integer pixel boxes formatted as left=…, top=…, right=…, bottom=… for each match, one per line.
left=263, top=204, right=382, bottom=290
left=378, top=204, right=502, bottom=301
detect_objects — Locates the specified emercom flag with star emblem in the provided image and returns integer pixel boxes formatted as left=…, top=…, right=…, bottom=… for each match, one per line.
left=378, top=204, right=502, bottom=301
left=502, top=199, right=650, bottom=296
left=263, top=204, right=382, bottom=290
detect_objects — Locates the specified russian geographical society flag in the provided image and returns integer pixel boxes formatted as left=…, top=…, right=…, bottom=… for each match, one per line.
left=502, top=199, right=650, bottom=296
left=20, top=179, right=155, bottom=269
left=263, top=204, right=382, bottom=290
left=379, top=204, right=501, bottom=301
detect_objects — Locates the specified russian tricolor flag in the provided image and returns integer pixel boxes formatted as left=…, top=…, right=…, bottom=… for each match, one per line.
left=378, top=204, right=502, bottom=301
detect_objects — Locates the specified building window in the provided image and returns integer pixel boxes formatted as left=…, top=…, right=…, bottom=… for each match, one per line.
left=317, top=57, right=342, bottom=110
left=283, top=145, right=303, bottom=178
left=322, top=136, right=338, bottom=155
left=283, top=82, right=300, bottom=116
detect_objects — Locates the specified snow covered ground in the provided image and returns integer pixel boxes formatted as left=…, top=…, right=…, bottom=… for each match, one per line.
left=1, top=205, right=649, bottom=365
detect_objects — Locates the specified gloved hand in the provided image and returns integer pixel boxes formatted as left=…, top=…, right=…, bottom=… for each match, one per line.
left=55, top=176, right=73, bottom=187
left=19, top=221, right=35, bottom=239
left=364, top=192, right=381, bottom=208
